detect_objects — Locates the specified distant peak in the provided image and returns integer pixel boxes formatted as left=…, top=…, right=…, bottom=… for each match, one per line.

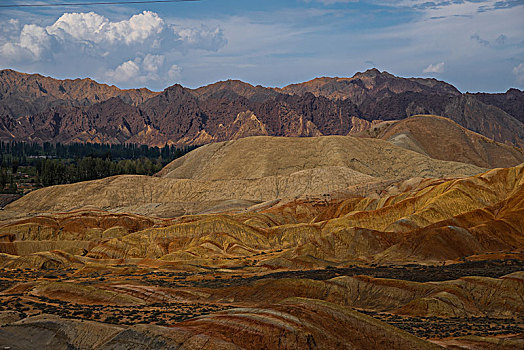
left=507, top=88, right=523, bottom=94
left=165, top=83, right=185, bottom=90
left=354, top=68, right=394, bottom=79
left=218, top=79, right=256, bottom=88
left=365, top=68, right=381, bottom=74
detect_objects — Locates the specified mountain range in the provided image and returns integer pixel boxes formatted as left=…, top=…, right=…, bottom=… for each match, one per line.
left=1, top=68, right=523, bottom=147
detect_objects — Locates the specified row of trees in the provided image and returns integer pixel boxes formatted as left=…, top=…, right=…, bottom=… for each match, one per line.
left=0, top=168, right=19, bottom=193
left=0, top=141, right=197, bottom=191
left=37, top=157, right=164, bottom=186
left=0, top=141, right=195, bottom=161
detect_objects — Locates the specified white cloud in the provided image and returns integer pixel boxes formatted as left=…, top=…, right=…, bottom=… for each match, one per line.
left=106, top=54, right=175, bottom=85
left=107, top=59, right=141, bottom=83
left=0, top=11, right=227, bottom=89
left=19, top=24, right=52, bottom=58
left=174, top=25, right=227, bottom=51
left=423, top=62, right=445, bottom=73
left=46, top=11, right=164, bottom=45
left=168, top=64, right=182, bottom=80
left=0, top=1, right=521, bottom=92
left=513, top=63, right=524, bottom=83
left=143, top=54, right=165, bottom=73
left=0, top=23, right=54, bottom=61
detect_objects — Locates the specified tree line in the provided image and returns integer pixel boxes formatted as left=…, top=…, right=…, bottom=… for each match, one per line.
left=36, top=157, right=165, bottom=187
left=0, top=141, right=192, bottom=160
left=0, top=141, right=197, bottom=192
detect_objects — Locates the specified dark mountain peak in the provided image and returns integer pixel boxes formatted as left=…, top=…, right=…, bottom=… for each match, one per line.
left=223, top=79, right=255, bottom=87
left=164, top=83, right=187, bottom=92
left=193, top=79, right=278, bottom=102
left=357, top=67, right=380, bottom=76
left=88, top=96, right=137, bottom=112
left=0, top=69, right=21, bottom=76
left=0, top=69, right=157, bottom=115
left=161, top=84, right=195, bottom=100
left=472, top=88, right=524, bottom=123
left=352, top=68, right=396, bottom=80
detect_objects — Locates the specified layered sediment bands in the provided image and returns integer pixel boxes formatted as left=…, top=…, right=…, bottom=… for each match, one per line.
left=0, top=250, right=85, bottom=269
left=0, top=299, right=443, bottom=350
left=323, top=163, right=524, bottom=233
left=435, top=335, right=524, bottom=350
left=172, top=272, right=523, bottom=318
left=31, top=281, right=146, bottom=305
left=0, top=211, right=157, bottom=241
left=368, top=115, right=524, bottom=168
left=87, top=215, right=270, bottom=260
left=175, top=298, right=442, bottom=349
left=2, top=164, right=521, bottom=267
left=73, top=165, right=523, bottom=265
left=0, top=211, right=160, bottom=256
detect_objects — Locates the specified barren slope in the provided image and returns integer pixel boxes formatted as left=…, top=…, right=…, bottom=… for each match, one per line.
left=3, top=164, right=520, bottom=268
left=2, top=69, right=523, bottom=148
left=157, top=135, right=483, bottom=180
left=356, top=115, right=524, bottom=168
left=2, top=136, right=484, bottom=219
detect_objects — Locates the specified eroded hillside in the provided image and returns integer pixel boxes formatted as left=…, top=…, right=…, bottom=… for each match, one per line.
left=0, top=135, right=522, bottom=349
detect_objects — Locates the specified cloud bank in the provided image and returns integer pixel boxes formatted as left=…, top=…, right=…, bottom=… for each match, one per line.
left=0, top=11, right=226, bottom=89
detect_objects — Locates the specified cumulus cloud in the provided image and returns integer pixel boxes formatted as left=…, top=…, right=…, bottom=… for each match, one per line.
left=143, top=54, right=165, bottom=73
left=423, top=62, right=445, bottom=73
left=0, top=11, right=227, bottom=88
left=513, top=63, right=524, bottom=83
left=0, top=23, right=54, bottom=61
left=47, top=11, right=164, bottom=45
left=105, top=54, right=181, bottom=85
left=168, top=64, right=182, bottom=80
left=106, top=60, right=141, bottom=83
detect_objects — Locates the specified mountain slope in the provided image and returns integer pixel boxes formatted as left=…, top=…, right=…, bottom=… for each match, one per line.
left=0, top=299, right=442, bottom=350
left=157, top=135, right=483, bottom=181
left=354, top=115, right=524, bottom=168
left=0, top=69, right=156, bottom=117
left=473, top=88, right=524, bottom=123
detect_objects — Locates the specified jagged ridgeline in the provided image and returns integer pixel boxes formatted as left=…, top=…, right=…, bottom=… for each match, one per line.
left=1, top=68, right=523, bottom=147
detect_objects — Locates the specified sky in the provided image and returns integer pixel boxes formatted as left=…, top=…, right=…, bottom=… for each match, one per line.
left=0, top=0, right=523, bottom=92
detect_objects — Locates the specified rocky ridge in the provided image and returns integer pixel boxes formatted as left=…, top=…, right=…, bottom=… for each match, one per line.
left=1, top=69, right=523, bottom=147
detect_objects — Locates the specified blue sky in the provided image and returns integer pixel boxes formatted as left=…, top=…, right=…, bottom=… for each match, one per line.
left=0, top=0, right=523, bottom=92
